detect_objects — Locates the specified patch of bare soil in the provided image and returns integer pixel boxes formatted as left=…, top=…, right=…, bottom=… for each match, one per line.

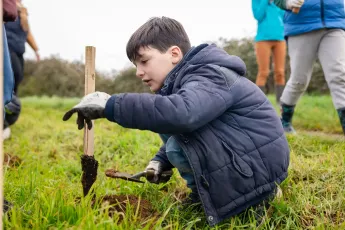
left=98, top=194, right=158, bottom=222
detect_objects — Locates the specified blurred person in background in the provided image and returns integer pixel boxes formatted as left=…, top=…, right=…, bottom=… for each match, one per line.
left=252, top=0, right=286, bottom=104
left=5, top=0, right=39, bottom=95
left=3, top=0, right=39, bottom=139
left=3, top=0, right=18, bottom=212
left=274, top=0, right=345, bottom=135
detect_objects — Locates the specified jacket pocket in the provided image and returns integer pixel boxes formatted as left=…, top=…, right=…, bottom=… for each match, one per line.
left=204, top=141, right=255, bottom=209
left=222, top=141, right=253, bottom=177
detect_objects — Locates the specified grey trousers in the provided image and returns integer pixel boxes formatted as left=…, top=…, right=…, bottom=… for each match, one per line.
left=281, top=29, right=345, bottom=110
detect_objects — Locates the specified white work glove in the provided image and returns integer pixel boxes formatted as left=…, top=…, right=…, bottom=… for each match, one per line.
left=286, top=0, right=304, bottom=10
left=145, top=160, right=165, bottom=183
left=63, top=91, right=111, bottom=130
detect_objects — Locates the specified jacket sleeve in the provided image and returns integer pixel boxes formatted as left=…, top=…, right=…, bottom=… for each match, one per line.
left=252, top=0, right=269, bottom=22
left=104, top=77, right=235, bottom=134
left=273, top=0, right=287, bottom=10
left=151, top=144, right=174, bottom=169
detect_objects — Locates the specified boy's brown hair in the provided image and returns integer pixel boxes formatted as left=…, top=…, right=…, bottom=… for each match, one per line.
left=126, top=16, right=191, bottom=62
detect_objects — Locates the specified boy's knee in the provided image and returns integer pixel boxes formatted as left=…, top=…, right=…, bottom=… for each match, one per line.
left=166, top=150, right=191, bottom=173
left=166, top=136, right=182, bottom=152
left=162, top=136, right=192, bottom=172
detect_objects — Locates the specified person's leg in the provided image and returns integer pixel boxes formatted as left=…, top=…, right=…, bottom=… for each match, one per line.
left=280, top=30, right=323, bottom=133
left=317, top=29, right=345, bottom=135
left=255, top=41, right=273, bottom=93
left=10, top=51, right=23, bottom=95
left=19, top=53, right=24, bottom=76
left=159, top=134, right=198, bottom=206
left=2, top=26, right=14, bottom=212
left=159, top=134, right=170, bottom=143
left=163, top=136, right=196, bottom=193
left=272, top=40, right=286, bottom=104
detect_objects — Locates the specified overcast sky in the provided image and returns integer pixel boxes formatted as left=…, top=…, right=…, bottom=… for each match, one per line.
left=22, top=0, right=257, bottom=73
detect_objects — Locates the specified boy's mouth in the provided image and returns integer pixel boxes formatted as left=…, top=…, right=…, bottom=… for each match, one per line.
left=142, top=79, right=151, bottom=85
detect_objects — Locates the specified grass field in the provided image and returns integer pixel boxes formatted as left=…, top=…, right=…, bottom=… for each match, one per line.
left=3, top=95, right=345, bottom=229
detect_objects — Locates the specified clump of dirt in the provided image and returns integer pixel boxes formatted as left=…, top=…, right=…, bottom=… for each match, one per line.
left=173, top=188, right=188, bottom=203
left=81, top=155, right=98, bottom=196
left=4, top=153, right=22, bottom=167
left=97, top=194, right=157, bottom=222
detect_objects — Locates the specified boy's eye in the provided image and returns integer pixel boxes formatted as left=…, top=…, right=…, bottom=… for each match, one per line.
left=141, top=60, right=148, bottom=64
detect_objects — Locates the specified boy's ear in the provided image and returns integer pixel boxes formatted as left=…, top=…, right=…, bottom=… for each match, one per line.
left=170, top=46, right=183, bottom=64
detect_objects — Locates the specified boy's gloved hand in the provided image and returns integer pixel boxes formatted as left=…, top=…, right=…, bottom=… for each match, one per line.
left=145, top=160, right=166, bottom=183
left=286, top=0, right=304, bottom=10
left=62, top=91, right=111, bottom=130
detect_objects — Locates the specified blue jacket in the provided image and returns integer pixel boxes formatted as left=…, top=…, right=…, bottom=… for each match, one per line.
left=5, top=15, right=28, bottom=55
left=104, top=44, right=290, bottom=226
left=282, top=0, right=345, bottom=37
left=252, top=0, right=285, bottom=41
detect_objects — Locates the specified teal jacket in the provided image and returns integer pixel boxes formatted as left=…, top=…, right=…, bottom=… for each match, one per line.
left=252, top=0, right=285, bottom=41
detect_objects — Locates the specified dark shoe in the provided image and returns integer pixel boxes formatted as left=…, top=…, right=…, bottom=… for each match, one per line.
left=337, top=108, right=345, bottom=135
left=253, top=187, right=283, bottom=227
left=281, top=119, right=297, bottom=134
left=275, top=85, right=285, bottom=104
left=281, top=104, right=297, bottom=134
left=3, top=199, right=12, bottom=213
left=178, top=191, right=202, bottom=212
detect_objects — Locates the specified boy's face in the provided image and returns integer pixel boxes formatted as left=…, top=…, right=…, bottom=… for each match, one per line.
left=134, top=46, right=183, bottom=92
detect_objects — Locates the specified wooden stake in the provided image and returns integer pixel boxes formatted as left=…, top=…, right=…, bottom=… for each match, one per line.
left=84, top=46, right=96, bottom=156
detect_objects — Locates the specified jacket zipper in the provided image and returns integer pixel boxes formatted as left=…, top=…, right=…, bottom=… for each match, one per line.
left=321, top=0, right=325, bottom=26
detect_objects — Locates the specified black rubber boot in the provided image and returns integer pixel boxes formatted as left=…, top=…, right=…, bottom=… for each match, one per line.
left=179, top=191, right=202, bottom=212
left=281, top=103, right=296, bottom=134
left=275, top=85, right=285, bottom=104
left=337, top=108, right=345, bottom=135
left=3, top=199, right=12, bottom=213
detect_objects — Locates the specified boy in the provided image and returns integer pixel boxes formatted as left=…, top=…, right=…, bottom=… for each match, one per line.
left=63, top=17, right=290, bottom=226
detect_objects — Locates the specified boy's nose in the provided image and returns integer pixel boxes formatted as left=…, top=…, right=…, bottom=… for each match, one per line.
left=136, top=68, right=144, bottom=78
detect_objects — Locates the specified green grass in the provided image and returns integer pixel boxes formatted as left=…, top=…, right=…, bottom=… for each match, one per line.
left=3, top=95, right=345, bottom=229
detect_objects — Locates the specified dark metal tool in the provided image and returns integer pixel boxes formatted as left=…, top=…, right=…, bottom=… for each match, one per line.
left=105, top=169, right=173, bottom=184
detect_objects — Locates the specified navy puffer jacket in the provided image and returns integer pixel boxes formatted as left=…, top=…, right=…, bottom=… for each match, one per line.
left=104, top=44, right=290, bottom=226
